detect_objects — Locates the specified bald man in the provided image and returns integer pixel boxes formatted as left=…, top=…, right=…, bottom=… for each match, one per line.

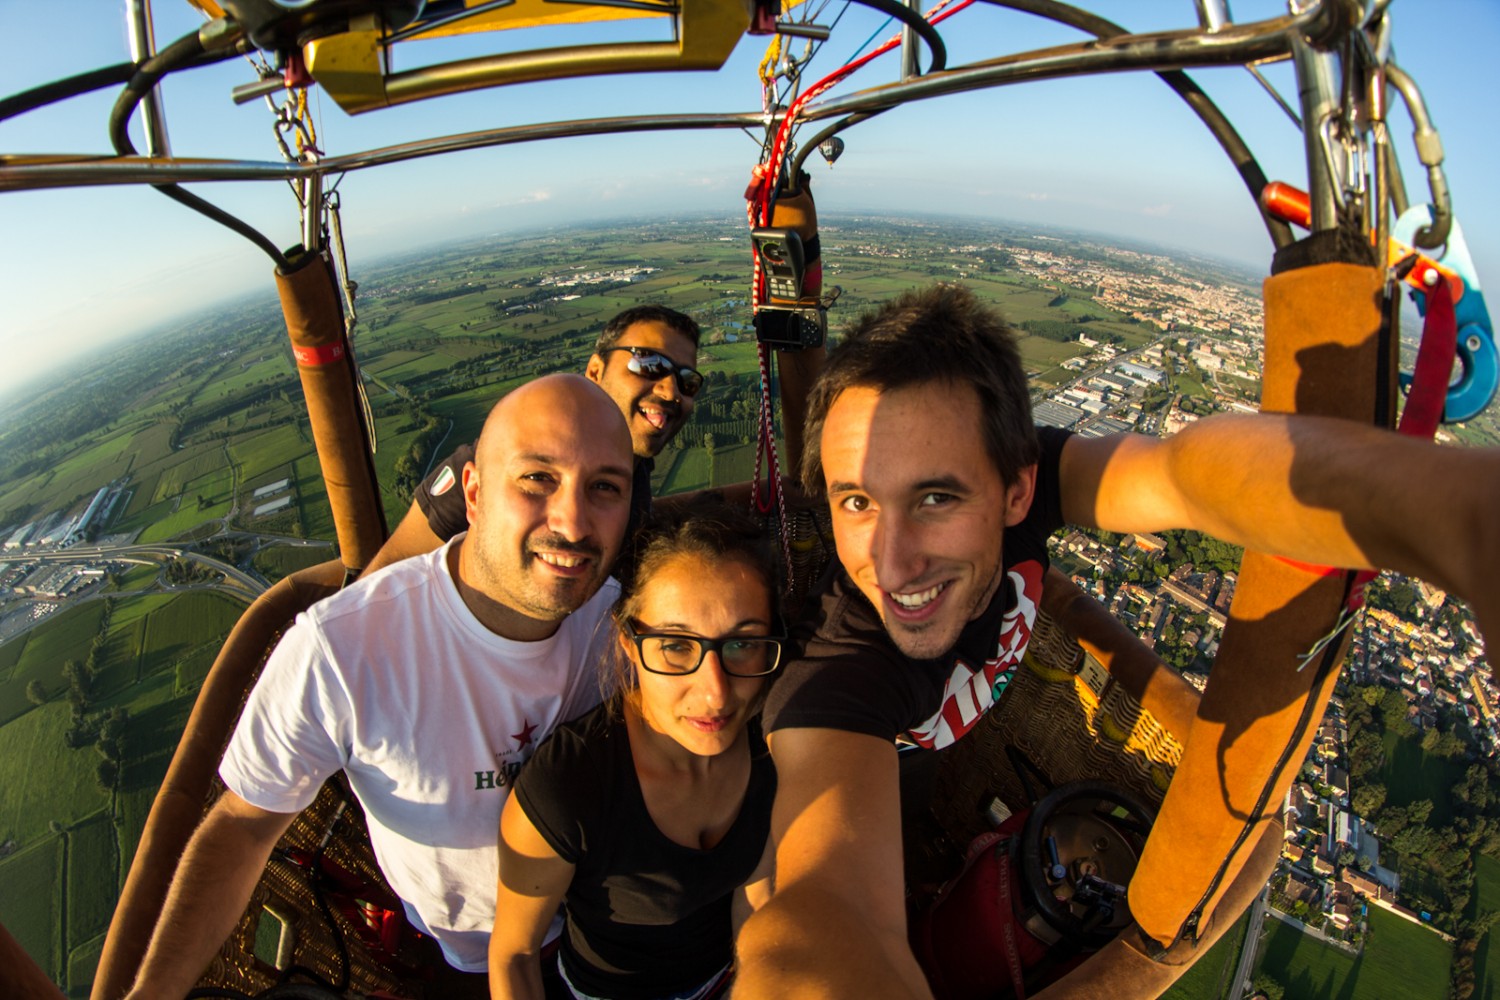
left=125, top=375, right=635, bottom=998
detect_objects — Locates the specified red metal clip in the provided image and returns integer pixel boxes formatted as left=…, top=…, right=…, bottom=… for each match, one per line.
left=283, top=50, right=313, bottom=90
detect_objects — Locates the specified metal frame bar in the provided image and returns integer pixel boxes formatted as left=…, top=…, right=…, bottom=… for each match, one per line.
left=0, top=0, right=1355, bottom=193
left=0, top=113, right=763, bottom=190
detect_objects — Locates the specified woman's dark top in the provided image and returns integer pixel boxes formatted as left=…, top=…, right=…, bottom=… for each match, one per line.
left=513, top=703, right=776, bottom=1000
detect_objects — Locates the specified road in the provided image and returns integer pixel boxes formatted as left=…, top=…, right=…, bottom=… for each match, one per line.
left=26, top=542, right=267, bottom=598
left=15, top=530, right=335, bottom=603
left=1228, top=887, right=1269, bottom=1000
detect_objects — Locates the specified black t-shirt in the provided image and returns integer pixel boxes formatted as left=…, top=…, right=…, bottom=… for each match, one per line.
left=415, top=443, right=655, bottom=572
left=513, top=703, right=776, bottom=1000
left=763, top=427, right=1072, bottom=750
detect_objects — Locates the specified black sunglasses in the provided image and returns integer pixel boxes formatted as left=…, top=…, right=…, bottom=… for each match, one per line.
left=599, top=346, right=704, bottom=397
left=623, top=620, right=784, bottom=677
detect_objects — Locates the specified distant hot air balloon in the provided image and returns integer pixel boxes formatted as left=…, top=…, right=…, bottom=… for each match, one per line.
left=819, top=136, right=845, bottom=165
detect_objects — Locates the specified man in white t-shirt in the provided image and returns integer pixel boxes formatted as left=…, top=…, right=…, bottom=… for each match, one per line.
left=125, top=374, right=635, bottom=997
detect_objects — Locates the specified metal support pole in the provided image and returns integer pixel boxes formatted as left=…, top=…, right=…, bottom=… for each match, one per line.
left=1291, top=36, right=1341, bottom=232
left=125, top=0, right=172, bottom=157
left=902, top=0, right=922, bottom=79
left=1194, top=0, right=1234, bottom=32
left=302, top=170, right=324, bottom=253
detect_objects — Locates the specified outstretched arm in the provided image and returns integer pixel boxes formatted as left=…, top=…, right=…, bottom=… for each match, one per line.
left=122, top=792, right=297, bottom=1000
left=490, top=796, right=573, bottom=1000
left=1059, top=414, right=1499, bottom=644
left=733, top=728, right=931, bottom=1000
left=731, top=834, right=776, bottom=935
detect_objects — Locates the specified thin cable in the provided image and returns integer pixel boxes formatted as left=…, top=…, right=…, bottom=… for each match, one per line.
left=846, top=16, right=895, bottom=64
left=109, top=29, right=289, bottom=268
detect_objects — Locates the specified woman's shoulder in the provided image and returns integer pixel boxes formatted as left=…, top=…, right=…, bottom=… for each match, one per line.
left=528, top=700, right=628, bottom=776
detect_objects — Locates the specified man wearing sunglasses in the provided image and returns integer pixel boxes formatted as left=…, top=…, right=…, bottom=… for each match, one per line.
left=368, top=305, right=703, bottom=575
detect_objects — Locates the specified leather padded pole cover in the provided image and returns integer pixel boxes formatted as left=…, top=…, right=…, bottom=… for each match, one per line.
left=1128, top=262, right=1388, bottom=950
left=276, top=250, right=388, bottom=571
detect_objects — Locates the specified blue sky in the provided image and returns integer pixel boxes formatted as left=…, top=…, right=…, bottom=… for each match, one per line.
left=2, top=1, right=1497, bottom=402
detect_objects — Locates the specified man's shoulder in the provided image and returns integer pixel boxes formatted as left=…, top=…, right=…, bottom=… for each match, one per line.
left=299, top=544, right=449, bottom=634
left=764, top=571, right=918, bottom=741
left=800, top=568, right=891, bottom=655
left=570, top=575, right=621, bottom=630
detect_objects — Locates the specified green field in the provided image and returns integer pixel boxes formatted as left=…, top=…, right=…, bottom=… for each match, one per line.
left=92, top=616, right=145, bottom=697
left=0, top=835, right=65, bottom=981
left=0, top=632, right=27, bottom=682
left=0, top=700, right=108, bottom=849
left=1255, top=907, right=1452, bottom=999
left=66, top=813, right=119, bottom=946
left=1161, top=909, right=1251, bottom=999
left=111, top=564, right=160, bottom=591
left=0, top=587, right=246, bottom=997
left=659, top=447, right=710, bottom=494
left=251, top=543, right=335, bottom=582
left=1471, top=855, right=1500, bottom=997
left=139, top=592, right=244, bottom=680
left=0, top=602, right=106, bottom=726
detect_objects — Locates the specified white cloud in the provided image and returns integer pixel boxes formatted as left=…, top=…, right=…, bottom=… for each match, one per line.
left=1141, top=203, right=1173, bottom=217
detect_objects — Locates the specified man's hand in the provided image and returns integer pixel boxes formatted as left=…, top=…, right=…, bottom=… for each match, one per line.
left=122, top=792, right=296, bottom=1000
left=734, top=728, right=933, bottom=1000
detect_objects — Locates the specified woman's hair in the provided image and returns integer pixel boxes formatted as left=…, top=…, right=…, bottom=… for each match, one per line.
left=604, top=501, right=777, bottom=704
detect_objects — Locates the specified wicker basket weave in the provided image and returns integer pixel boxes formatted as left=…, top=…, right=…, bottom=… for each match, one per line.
left=923, top=609, right=1185, bottom=866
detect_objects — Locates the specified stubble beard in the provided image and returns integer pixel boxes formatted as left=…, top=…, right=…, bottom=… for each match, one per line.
left=883, top=558, right=1006, bottom=662
left=472, top=531, right=605, bottom=623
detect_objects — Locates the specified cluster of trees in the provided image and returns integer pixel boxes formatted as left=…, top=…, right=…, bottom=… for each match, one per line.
left=391, top=416, right=449, bottom=505
left=401, top=283, right=487, bottom=306
left=1253, top=972, right=1292, bottom=1000
left=1138, top=386, right=1174, bottom=413
left=1158, top=530, right=1243, bottom=576
left=1363, top=575, right=1425, bottom=621
left=92, top=706, right=129, bottom=792
left=23, top=601, right=133, bottom=792
left=202, top=538, right=254, bottom=567
left=1343, top=682, right=1500, bottom=964
left=1177, top=395, right=1215, bottom=417
left=1451, top=909, right=1500, bottom=999
left=163, top=557, right=221, bottom=587
left=1019, top=319, right=1090, bottom=343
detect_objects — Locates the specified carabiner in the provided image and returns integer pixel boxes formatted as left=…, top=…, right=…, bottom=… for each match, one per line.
left=1393, top=206, right=1496, bottom=422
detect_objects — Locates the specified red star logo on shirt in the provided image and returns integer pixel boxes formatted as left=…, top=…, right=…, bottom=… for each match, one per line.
left=512, top=719, right=538, bottom=748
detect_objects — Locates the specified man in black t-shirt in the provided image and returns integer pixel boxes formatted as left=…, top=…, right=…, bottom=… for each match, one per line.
left=366, top=305, right=703, bottom=574
left=735, top=284, right=1499, bottom=999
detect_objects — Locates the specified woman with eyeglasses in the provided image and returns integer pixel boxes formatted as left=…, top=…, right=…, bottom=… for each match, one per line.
left=489, top=507, right=782, bottom=1000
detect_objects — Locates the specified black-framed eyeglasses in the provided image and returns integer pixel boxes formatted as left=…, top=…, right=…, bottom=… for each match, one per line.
left=599, top=346, right=705, bottom=397
left=623, top=620, right=784, bottom=677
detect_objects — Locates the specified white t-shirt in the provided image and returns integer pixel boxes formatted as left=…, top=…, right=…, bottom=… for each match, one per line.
left=221, top=536, right=617, bottom=971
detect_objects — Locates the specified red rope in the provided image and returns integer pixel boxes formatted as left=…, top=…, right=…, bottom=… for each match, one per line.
left=747, top=0, right=977, bottom=596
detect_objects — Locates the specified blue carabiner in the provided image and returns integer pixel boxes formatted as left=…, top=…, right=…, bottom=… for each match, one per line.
left=1392, top=207, right=1497, bottom=422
